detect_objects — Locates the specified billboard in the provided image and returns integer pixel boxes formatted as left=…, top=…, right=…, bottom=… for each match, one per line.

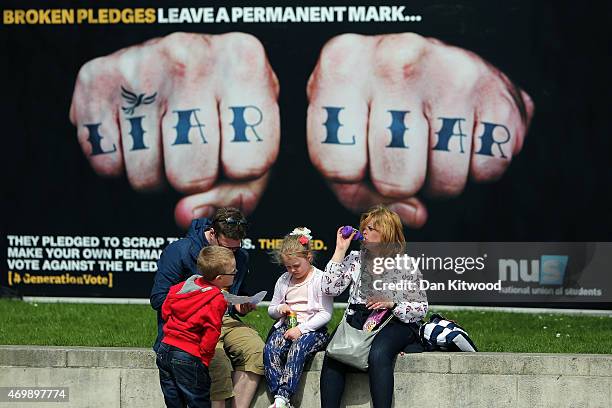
left=2, top=1, right=610, bottom=306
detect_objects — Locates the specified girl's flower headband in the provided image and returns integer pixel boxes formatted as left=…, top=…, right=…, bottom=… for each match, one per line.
left=289, top=227, right=312, bottom=245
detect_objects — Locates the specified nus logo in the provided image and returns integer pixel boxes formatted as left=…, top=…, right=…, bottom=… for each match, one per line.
left=498, top=255, right=568, bottom=285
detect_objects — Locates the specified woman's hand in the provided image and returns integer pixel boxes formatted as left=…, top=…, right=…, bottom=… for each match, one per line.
left=366, top=301, right=395, bottom=310
left=277, top=304, right=291, bottom=315
left=283, top=327, right=302, bottom=340
left=331, top=226, right=354, bottom=262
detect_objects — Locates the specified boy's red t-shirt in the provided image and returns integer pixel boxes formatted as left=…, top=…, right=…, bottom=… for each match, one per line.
left=161, top=275, right=227, bottom=366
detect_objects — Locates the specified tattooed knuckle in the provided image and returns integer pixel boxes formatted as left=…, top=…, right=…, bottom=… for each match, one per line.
left=166, top=32, right=210, bottom=51
left=318, top=33, right=367, bottom=78
left=471, top=160, right=510, bottom=183
left=385, top=32, right=427, bottom=49
left=370, top=35, right=431, bottom=88
left=322, top=33, right=365, bottom=56
left=496, top=98, right=517, bottom=123
left=91, top=156, right=122, bottom=177
left=77, top=57, right=107, bottom=84
left=128, top=173, right=163, bottom=192
left=218, top=33, right=267, bottom=72
left=163, top=31, right=194, bottom=43
left=116, top=52, right=142, bottom=82
left=371, top=178, right=420, bottom=198
left=428, top=176, right=465, bottom=197
left=223, top=32, right=263, bottom=49
left=224, top=163, right=268, bottom=180
left=436, top=50, right=483, bottom=91
left=374, top=32, right=427, bottom=73
left=166, top=174, right=217, bottom=194
left=159, top=33, right=212, bottom=67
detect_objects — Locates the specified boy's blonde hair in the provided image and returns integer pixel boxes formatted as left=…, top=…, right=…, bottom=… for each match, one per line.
left=359, top=205, right=406, bottom=243
left=271, top=228, right=314, bottom=264
left=197, top=246, right=235, bottom=281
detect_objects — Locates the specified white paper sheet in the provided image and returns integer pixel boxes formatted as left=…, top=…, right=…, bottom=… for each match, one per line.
left=222, top=290, right=267, bottom=305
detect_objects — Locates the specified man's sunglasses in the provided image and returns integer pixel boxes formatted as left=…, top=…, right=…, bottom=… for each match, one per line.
left=217, top=217, right=248, bottom=226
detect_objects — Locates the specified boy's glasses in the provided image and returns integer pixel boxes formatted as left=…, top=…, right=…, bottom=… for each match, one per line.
left=218, top=268, right=238, bottom=276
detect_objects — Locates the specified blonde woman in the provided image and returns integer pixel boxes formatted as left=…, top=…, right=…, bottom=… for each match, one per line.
left=320, top=206, right=428, bottom=408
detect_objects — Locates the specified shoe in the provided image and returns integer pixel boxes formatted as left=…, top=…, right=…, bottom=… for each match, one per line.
left=269, top=396, right=289, bottom=408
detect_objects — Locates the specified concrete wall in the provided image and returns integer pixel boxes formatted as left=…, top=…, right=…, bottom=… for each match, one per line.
left=0, top=346, right=610, bottom=407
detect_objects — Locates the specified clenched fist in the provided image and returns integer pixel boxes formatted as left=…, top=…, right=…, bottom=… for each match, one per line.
left=307, top=33, right=534, bottom=228
left=70, top=32, right=280, bottom=228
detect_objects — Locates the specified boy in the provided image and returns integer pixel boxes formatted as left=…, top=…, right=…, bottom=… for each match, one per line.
left=156, top=246, right=236, bottom=408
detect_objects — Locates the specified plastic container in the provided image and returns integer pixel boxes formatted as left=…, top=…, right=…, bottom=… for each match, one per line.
left=340, top=226, right=364, bottom=240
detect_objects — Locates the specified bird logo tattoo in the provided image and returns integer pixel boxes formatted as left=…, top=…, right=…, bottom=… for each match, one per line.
left=121, top=86, right=157, bottom=115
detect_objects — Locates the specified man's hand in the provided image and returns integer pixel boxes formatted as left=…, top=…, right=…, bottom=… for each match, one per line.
left=307, top=33, right=534, bottom=228
left=70, top=32, right=280, bottom=228
left=277, top=304, right=291, bottom=315
left=235, top=302, right=257, bottom=315
left=283, top=327, right=302, bottom=341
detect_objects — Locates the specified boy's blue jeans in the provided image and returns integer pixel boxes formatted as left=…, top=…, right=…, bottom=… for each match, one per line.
left=156, top=343, right=211, bottom=408
left=263, top=324, right=328, bottom=401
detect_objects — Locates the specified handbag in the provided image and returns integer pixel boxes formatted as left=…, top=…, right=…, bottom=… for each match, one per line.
left=419, top=313, right=478, bottom=352
left=325, top=311, right=394, bottom=371
left=326, top=255, right=394, bottom=370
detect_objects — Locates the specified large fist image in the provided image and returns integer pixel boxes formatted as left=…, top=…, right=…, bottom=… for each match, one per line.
left=307, top=33, right=534, bottom=228
left=70, top=32, right=280, bottom=228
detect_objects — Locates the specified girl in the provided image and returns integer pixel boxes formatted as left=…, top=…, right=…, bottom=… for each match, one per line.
left=264, top=227, right=333, bottom=408
left=320, top=205, right=428, bottom=408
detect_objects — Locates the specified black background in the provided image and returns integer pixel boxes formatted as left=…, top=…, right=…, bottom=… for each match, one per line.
left=1, top=1, right=610, bottom=302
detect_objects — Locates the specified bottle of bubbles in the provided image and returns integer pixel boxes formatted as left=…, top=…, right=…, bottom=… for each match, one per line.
left=341, top=226, right=364, bottom=240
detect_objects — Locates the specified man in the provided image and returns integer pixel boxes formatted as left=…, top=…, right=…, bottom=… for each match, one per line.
left=151, top=207, right=264, bottom=408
